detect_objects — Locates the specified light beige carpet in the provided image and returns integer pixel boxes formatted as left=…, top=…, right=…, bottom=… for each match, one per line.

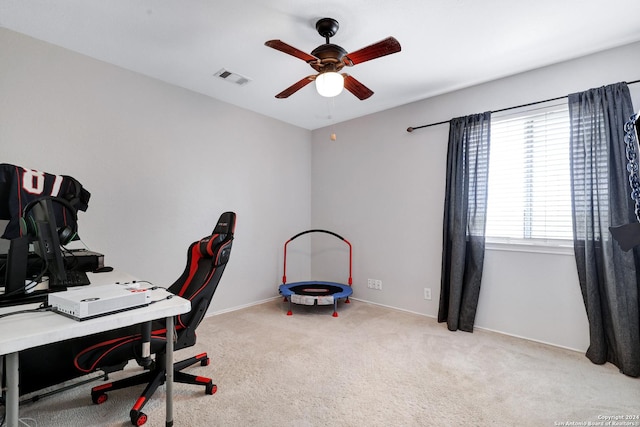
left=14, top=299, right=640, bottom=426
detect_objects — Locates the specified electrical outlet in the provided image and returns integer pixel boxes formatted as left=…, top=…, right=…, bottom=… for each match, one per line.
left=368, top=279, right=382, bottom=290
left=424, top=288, right=432, bottom=300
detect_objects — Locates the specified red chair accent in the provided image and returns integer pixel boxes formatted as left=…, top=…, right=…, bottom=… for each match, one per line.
left=73, top=212, right=235, bottom=426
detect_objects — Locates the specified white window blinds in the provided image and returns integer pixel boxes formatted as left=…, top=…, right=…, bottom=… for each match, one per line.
left=485, top=103, right=573, bottom=243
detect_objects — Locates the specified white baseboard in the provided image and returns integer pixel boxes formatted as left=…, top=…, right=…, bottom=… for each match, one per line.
left=206, top=295, right=282, bottom=317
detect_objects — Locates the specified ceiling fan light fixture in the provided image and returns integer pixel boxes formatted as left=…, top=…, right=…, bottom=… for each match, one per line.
left=265, top=18, right=400, bottom=100
left=315, top=72, right=344, bottom=97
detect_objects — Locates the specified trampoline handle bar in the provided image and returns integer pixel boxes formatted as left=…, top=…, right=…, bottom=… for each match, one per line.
left=282, top=229, right=353, bottom=286
left=288, top=229, right=345, bottom=242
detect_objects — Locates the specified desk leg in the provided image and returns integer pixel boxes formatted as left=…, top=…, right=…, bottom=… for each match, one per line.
left=165, top=316, right=174, bottom=427
left=6, top=352, right=18, bottom=427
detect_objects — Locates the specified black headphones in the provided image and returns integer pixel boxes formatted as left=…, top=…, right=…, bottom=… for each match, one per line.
left=19, top=196, right=78, bottom=245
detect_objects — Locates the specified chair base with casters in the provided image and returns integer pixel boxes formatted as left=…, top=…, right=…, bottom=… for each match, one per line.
left=91, top=352, right=216, bottom=426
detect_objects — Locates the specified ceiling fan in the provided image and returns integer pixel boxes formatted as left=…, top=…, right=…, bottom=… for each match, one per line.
left=265, top=18, right=401, bottom=100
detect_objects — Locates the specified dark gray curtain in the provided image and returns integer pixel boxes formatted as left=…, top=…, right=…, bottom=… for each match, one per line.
left=569, top=82, right=640, bottom=377
left=438, top=112, right=491, bottom=332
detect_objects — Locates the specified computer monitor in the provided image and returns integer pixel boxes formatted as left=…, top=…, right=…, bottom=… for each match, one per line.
left=28, top=198, right=68, bottom=288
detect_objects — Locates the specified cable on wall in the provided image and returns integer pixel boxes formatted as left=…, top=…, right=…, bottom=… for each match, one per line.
left=406, top=79, right=640, bottom=133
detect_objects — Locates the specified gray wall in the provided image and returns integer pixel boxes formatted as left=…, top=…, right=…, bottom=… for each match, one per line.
left=311, top=41, right=640, bottom=351
left=3, top=26, right=640, bottom=351
left=0, top=28, right=312, bottom=313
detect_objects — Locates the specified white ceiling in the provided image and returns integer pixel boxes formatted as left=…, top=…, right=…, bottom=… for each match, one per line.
left=2, top=0, right=640, bottom=130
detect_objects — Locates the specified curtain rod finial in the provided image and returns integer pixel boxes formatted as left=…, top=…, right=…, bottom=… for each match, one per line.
left=406, top=127, right=414, bottom=133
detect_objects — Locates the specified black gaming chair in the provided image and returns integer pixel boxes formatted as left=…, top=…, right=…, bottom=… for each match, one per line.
left=72, top=211, right=235, bottom=426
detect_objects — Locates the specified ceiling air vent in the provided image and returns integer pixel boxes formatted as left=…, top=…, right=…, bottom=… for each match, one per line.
left=214, top=68, right=251, bottom=86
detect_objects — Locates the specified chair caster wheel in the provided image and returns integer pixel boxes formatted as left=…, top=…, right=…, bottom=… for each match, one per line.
left=205, top=382, right=217, bottom=395
left=200, top=357, right=210, bottom=367
left=92, top=392, right=108, bottom=404
left=131, top=411, right=147, bottom=426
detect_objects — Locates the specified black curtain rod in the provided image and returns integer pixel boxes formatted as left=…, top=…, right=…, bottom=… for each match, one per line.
left=406, top=79, right=640, bottom=133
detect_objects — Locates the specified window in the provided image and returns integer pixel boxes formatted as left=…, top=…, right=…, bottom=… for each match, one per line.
left=485, top=103, right=573, bottom=246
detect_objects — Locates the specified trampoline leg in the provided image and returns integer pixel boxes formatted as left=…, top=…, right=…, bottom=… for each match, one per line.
left=332, top=299, right=338, bottom=317
left=287, top=298, right=293, bottom=316
left=345, top=297, right=351, bottom=304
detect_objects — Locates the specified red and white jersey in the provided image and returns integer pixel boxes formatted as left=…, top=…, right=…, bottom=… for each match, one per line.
left=0, top=163, right=91, bottom=239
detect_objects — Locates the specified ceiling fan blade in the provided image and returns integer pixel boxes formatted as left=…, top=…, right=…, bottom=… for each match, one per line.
left=343, top=36, right=401, bottom=66
left=265, top=40, right=318, bottom=63
left=275, top=75, right=316, bottom=98
left=342, top=74, right=374, bottom=100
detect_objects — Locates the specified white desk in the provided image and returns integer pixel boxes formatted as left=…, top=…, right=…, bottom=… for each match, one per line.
left=0, top=271, right=191, bottom=427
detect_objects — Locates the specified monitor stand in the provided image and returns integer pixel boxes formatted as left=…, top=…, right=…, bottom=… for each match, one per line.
left=3, top=236, right=29, bottom=297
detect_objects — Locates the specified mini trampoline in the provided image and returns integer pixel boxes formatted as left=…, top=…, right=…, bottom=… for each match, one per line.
left=279, top=229, right=353, bottom=317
